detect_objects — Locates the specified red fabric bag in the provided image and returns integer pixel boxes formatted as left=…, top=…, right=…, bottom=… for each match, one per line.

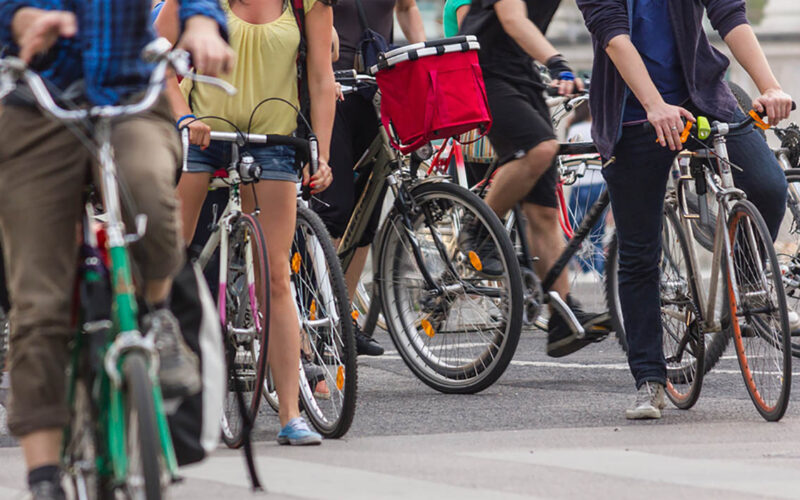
left=373, top=37, right=492, bottom=154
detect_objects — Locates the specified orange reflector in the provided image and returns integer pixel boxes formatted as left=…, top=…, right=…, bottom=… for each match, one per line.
left=310, top=299, right=317, bottom=321
left=468, top=251, right=483, bottom=271
left=291, top=252, right=301, bottom=274
left=336, top=366, right=345, bottom=390
left=351, top=310, right=360, bottom=321
left=421, top=319, right=435, bottom=338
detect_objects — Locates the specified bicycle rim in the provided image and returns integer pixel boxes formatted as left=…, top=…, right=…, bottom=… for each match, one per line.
left=727, top=200, right=791, bottom=421
left=221, top=214, right=270, bottom=448
left=775, top=172, right=800, bottom=357
left=292, top=206, right=357, bottom=438
left=378, top=182, right=523, bottom=394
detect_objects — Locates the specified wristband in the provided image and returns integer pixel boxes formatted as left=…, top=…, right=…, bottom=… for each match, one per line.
left=558, top=71, right=575, bottom=82
left=545, top=54, right=573, bottom=81
left=176, top=114, right=196, bottom=129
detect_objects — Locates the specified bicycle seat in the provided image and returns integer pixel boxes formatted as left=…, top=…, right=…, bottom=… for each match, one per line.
left=212, top=168, right=228, bottom=179
left=559, top=142, right=597, bottom=156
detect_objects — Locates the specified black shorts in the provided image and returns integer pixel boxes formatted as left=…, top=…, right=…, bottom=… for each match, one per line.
left=484, top=76, right=558, bottom=208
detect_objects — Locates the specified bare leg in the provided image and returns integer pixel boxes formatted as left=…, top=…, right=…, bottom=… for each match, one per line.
left=176, top=172, right=212, bottom=243
left=522, top=203, right=569, bottom=299
left=344, top=245, right=370, bottom=303
left=20, top=430, right=61, bottom=470
left=484, top=140, right=559, bottom=218
left=243, top=181, right=301, bottom=427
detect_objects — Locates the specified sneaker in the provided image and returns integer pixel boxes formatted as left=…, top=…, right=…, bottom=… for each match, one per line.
left=789, top=310, right=800, bottom=336
left=625, top=381, right=665, bottom=420
left=29, top=480, right=66, bottom=500
left=354, top=319, right=384, bottom=356
left=277, top=417, right=322, bottom=445
left=143, top=308, right=201, bottom=399
left=457, top=214, right=503, bottom=277
left=302, top=357, right=330, bottom=399
left=546, top=295, right=605, bottom=357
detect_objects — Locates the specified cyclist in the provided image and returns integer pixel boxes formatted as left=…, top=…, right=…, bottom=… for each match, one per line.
left=459, top=0, right=601, bottom=358
left=0, top=1, right=232, bottom=498
left=576, top=0, right=793, bottom=419
left=312, top=0, right=426, bottom=357
left=156, top=0, right=336, bottom=445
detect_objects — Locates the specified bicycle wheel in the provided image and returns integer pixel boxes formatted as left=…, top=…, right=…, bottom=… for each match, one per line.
left=727, top=200, right=791, bottom=421
left=291, top=206, right=357, bottom=438
left=353, top=267, right=388, bottom=332
left=377, top=181, right=523, bottom=394
left=122, top=352, right=163, bottom=500
left=219, top=214, right=270, bottom=448
left=659, top=207, right=705, bottom=408
left=775, top=171, right=800, bottom=357
left=64, top=376, right=100, bottom=499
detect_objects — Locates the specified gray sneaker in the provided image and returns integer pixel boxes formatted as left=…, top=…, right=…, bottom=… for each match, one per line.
left=143, top=309, right=201, bottom=399
left=625, top=381, right=665, bottom=420
left=29, top=479, right=66, bottom=500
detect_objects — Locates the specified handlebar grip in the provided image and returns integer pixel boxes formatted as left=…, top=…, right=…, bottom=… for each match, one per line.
left=181, top=127, right=189, bottom=173
left=302, top=135, right=319, bottom=201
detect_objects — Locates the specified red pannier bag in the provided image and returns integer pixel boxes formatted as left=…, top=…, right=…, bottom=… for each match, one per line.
left=371, top=36, right=492, bottom=154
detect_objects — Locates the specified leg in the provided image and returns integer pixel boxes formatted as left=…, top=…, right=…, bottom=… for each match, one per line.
left=0, top=105, right=88, bottom=472
left=485, top=141, right=559, bottom=217
left=523, top=203, right=569, bottom=298
left=177, top=172, right=213, bottom=244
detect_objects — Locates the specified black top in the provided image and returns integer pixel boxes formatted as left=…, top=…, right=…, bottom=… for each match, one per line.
left=460, top=0, right=560, bottom=85
left=334, top=0, right=396, bottom=71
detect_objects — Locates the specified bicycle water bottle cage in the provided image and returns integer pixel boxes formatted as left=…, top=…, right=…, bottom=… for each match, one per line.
left=697, top=116, right=711, bottom=140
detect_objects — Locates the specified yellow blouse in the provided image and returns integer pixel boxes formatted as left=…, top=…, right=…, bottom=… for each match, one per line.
left=182, top=0, right=315, bottom=135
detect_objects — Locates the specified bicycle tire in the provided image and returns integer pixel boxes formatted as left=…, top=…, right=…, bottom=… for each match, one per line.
left=377, top=181, right=523, bottom=394
left=776, top=171, right=800, bottom=357
left=727, top=200, right=791, bottom=421
left=122, top=352, right=163, bottom=500
left=64, top=376, right=101, bottom=499
left=292, top=205, right=357, bottom=438
left=219, top=214, right=270, bottom=449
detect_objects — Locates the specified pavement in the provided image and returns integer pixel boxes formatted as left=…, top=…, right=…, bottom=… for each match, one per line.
left=1, top=328, right=800, bottom=499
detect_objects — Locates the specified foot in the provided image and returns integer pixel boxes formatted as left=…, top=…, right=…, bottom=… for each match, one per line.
left=302, top=357, right=330, bottom=399
left=625, top=381, right=666, bottom=420
left=277, top=417, right=322, bottom=445
left=546, top=295, right=606, bottom=357
left=354, top=319, right=384, bottom=356
left=29, top=480, right=66, bottom=500
left=143, top=308, right=201, bottom=399
left=457, top=214, right=503, bottom=277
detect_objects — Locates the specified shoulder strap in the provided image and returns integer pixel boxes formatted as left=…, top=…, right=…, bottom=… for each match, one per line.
left=291, top=0, right=311, bottom=155
left=354, top=0, right=370, bottom=31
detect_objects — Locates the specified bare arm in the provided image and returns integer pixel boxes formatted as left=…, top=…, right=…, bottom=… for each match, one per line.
left=723, top=24, right=792, bottom=124
left=11, top=7, right=76, bottom=63
left=154, top=0, right=180, bottom=43
left=395, top=0, right=426, bottom=43
left=493, top=0, right=557, bottom=64
left=605, top=34, right=694, bottom=150
left=456, top=5, right=469, bottom=28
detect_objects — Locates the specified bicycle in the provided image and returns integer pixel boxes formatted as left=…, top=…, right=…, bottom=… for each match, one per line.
left=0, top=39, right=232, bottom=498
left=332, top=70, right=524, bottom=394
left=606, top=107, right=795, bottom=420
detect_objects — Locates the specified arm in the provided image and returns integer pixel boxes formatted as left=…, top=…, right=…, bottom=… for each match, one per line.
left=395, top=0, right=426, bottom=43
left=723, top=24, right=792, bottom=124
left=3, top=5, right=76, bottom=63
left=154, top=0, right=180, bottom=43
left=456, top=5, right=469, bottom=28
left=304, top=1, right=336, bottom=193
left=332, top=26, right=339, bottom=62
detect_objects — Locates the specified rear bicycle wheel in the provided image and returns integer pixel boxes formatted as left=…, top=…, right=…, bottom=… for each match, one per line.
left=122, top=352, right=163, bottom=500
left=377, top=181, right=523, bottom=394
left=219, top=214, right=270, bottom=448
left=291, top=206, right=357, bottom=438
left=775, top=172, right=800, bottom=357
left=727, top=200, right=791, bottom=421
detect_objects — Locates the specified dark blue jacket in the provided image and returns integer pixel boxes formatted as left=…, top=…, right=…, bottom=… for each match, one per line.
left=576, top=0, right=748, bottom=159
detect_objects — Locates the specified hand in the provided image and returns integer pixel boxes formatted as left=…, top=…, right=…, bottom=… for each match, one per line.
left=335, top=83, right=344, bottom=102
left=178, top=15, right=235, bottom=76
left=303, top=158, right=332, bottom=195
left=753, top=88, right=793, bottom=126
left=646, top=101, right=695, bottom=151
left=16, top=10, right=77, bottom=63
left=179, top=117, right=211, bottom=149
left=550, top=77, right=585, bottom=97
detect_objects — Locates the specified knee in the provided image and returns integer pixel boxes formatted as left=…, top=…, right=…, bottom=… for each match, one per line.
left=523, top=140, right=559, bottom=169
left=525, top=205, right=559, bottom=233
left=617, top=239, right=661, bottom=278
left=269, top=261, right=292, bottom=298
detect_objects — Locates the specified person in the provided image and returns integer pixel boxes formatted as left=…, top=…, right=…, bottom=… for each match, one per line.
left=0, top=1, right=233, bottom=498
left=443, top=0, right=471, bottom=36
left=156, top=0, right=336, bottom=445
left=312, top=0, right=426, bottom=356
left=576, top=0, right=793, bottom=419
left=459, top=0, right=601, bottom=358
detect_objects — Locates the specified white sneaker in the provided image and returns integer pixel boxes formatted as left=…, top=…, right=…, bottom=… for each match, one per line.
left=625, top=381, right=665, bottom=420
left=788, top=310, right=800, bottom=335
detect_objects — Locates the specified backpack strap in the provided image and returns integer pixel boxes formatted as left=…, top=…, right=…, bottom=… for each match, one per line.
left=291, top=0, right=311, bottom=166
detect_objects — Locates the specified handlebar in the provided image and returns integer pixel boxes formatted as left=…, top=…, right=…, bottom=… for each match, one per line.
left=334, top=70, right=376, bottom=96
left=0, top=37, right=236, bottom=122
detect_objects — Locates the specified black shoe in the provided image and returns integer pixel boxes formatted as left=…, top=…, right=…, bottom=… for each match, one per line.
left=457, top=214, right=503, bottom=277
left=144, top=308, right=202, bottom=399
left=29, top=480, right=66, bottom=500
left=546, top=296, right=605, bottom=358
left=353, top=319, right=384, bottom=356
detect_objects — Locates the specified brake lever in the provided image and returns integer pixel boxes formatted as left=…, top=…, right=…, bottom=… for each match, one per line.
left=169, top=49, right=238, bottom=96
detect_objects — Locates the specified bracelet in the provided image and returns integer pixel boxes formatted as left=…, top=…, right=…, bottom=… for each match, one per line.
left=176, top=114, right=196, bottom=129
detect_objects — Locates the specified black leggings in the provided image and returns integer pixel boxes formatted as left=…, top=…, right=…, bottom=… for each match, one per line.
left=313, top=93, right=385, bottom=247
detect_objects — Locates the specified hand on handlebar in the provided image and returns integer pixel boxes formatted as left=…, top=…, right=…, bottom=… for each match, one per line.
left=303, top=158, right=332, bottom=195
left=179, top=117, right=211, bottom=149
left=16, top=9, right=77, bottom=63
left=753, top=88, right=793, bottom=127
left=177, top=16, right=235, bottom=76
left=647, top=101, right=695, bottom=151
left=549, top=77, right=585, bottom=97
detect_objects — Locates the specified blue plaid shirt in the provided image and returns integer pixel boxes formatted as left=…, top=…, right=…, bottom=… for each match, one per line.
left=0, top=0, right=227, bottom=106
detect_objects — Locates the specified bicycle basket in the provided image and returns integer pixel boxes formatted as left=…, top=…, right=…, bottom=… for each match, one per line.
left=371, top=36, right=492, bottom=154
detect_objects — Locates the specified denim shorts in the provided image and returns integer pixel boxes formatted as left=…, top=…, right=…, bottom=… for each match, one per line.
left=185, top=141, right=298, bottom=182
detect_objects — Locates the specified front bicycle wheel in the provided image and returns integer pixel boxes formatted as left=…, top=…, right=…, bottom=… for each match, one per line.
left=291, top=206, right=357, bottom=438
left=774, top=171, right=800, bottom=357
left=727, top=200, right=791, bottom=421
left=219, top=214, right=270, bottom=448
left=377, top=181, right=523, bottom=394
left=122, top=352, right=163, bottom=500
